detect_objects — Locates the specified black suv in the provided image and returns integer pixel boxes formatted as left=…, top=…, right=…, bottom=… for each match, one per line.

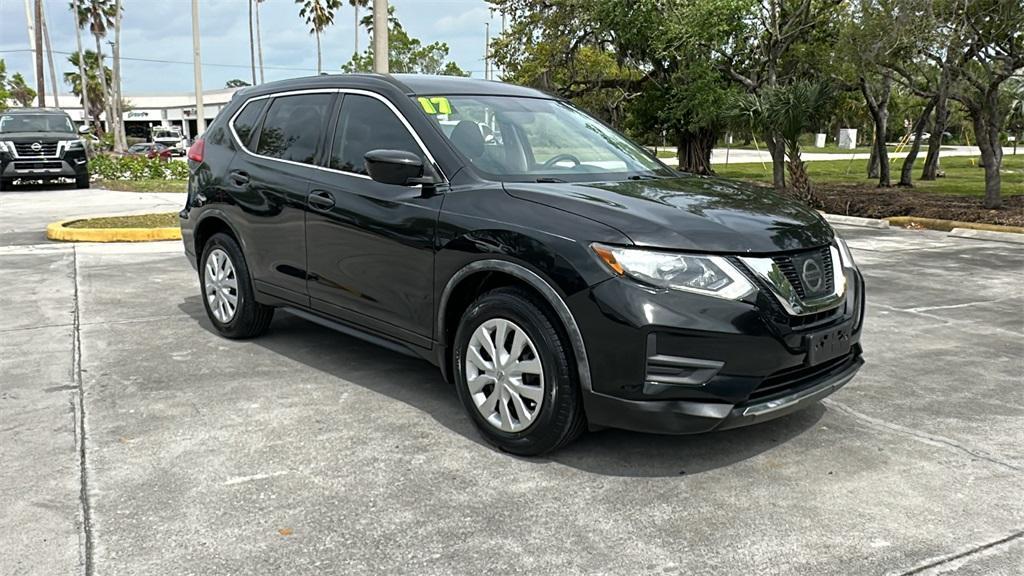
left=0, top=108, right=90, bottom=190
left=181, top=75, right=864, bottom=455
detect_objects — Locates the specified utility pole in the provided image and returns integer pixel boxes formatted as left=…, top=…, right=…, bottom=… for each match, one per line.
left=112, top=0, right=125, bottom=151
left=33, top=0, right=45, bottom=106
left=256, top=0, right=264, bottom=83
left=72, top=0, right=92, bottom=127
left=484, top=22, right=490, bottom=80
left=23, top=0, right=37, bottom=91
left=354, top=3, right=359, bottom=57
left=372, top=0, right=388, bottom=73
left=248, top=0, right=256, bottom=85
left=192, top=0, right=206, bottom=134
left=41, top=1, right=59, bottom=108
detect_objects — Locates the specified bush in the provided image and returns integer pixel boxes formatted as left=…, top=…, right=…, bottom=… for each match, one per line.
left=89, top=154, right=188, bottom=181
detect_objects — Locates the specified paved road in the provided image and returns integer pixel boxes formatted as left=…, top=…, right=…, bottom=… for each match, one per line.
left=1, top=187, right=1022, bottom=575
left=656, top=145, right=1020, bottom=167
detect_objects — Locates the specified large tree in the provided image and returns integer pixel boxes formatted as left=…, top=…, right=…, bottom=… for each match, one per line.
left=296, top=0, right=343, bottom=75
left=64, top=50, right=111, bottom=126
left=71, top=0, right=117, bottom=139
left=342, top=6, right=466, bottom=76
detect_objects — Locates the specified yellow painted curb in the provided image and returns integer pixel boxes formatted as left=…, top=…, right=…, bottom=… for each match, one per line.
left=885, top=216, right=1024, bottom=235
left=46, top=217, right=182, bottom=243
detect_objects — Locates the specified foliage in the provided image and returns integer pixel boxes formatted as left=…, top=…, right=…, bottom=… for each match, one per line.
left=7, top=72, right=37, bottom=107
left=342, top=6, right=467, bottom=76
left=64, top=50, right=111, bottom=122
left=89, top=154, right=189, bottom=181
left=0, top=59, right=8, bottom=111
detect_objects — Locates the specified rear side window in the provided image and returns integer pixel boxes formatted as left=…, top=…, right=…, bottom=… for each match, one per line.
left=231, top=99, right=267, bottom=149
left=330, top=94, right=421, bottom=174
left=255, top=93, right=333, bottom=164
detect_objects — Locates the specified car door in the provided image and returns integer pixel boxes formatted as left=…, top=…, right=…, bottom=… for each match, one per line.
left=303, top=92, right=443, bottom=347
left=226, top=91, right=336, bottom=303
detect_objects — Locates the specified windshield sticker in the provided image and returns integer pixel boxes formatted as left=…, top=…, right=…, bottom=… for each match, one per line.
left=418, top=96, right=452, bottom=115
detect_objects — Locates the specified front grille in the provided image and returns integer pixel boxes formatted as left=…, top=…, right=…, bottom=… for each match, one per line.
left=771, top=247, right=834, bottom=299
left=13, top=161, right=63, bottom=170
left=749, top=350, right=856, bottom=401
left=14, top=141, right=59, bottom=157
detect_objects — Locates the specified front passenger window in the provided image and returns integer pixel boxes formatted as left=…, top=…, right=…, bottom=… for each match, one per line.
left=330, top=94, right=422, bottom=175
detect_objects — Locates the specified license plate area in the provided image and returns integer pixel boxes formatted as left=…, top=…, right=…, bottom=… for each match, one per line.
left=805, top=322, right=853, bottom=366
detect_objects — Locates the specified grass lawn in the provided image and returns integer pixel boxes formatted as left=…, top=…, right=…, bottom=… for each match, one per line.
left=715, top=154, right=1024, bottom=197
left=66, top=212, right=180, bottom=229
left=96, top=179, right=187, bottom=193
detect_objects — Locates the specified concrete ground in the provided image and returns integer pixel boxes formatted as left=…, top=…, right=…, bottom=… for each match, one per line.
left=656, top=145, right=1020, bottom=167
left=1, top=186, right=1022, bottom=576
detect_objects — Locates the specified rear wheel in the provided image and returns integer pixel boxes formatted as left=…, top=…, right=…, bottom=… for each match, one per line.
left=199, top=233, right=274, bottom=338
left=453, top=287, right=585, bottom=455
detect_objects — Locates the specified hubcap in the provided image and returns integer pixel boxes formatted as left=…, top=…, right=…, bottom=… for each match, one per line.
left=464, top=318, right=545, bottom=433
left=204, top=248, right=239, bottom=323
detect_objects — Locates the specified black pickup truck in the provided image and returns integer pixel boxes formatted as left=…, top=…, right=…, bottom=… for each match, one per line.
left=0, top=108, right=90, bottom=190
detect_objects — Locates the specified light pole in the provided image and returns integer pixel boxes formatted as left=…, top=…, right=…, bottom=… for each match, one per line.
left=191, top=0, right=205, bottom=135
left=372, top=0, right=388, bottom=73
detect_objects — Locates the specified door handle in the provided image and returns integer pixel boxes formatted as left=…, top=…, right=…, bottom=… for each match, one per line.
left=229, top=170, right=250, bottom=186
left=308, top=190, right=335, bottom=211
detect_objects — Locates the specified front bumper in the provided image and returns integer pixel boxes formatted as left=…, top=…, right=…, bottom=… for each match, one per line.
left=1, top=151, right=88, bottom=180
left=573, top=265, right=865, bottom=434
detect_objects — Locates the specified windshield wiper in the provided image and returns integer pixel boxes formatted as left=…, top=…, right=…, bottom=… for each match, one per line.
left=535, top=177, right=567, bottom=183
left=627, top=173, right=661, bottom=181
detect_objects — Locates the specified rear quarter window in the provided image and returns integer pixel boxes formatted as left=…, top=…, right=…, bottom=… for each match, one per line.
left=230, top=99, right=268, bottom=150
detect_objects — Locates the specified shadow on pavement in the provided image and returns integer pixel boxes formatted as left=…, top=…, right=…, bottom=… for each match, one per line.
left=179, top=296, right=824, bottom=478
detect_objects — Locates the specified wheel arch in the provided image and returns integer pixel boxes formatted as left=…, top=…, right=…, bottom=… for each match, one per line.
left=436, top=259, right=593, bottom=396
left=192, top=212, right=244, bottom=267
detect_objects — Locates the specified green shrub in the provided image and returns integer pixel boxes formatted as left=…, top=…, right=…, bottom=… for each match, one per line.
left=89, top=154, right=189, bottom=181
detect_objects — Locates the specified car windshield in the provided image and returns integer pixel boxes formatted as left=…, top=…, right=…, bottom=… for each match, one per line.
left=415, top=95, right=674, bottom=182
left=0, top=113, right=75, bottom=134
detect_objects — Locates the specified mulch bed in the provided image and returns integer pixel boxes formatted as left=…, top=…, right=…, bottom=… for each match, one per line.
left=793, top=184, right=1024, bottom=227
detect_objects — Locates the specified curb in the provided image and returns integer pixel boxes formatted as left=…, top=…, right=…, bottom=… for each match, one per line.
left=948, top=228, right=1024, bottom=245
left=886, top=216, right=1024, bottom=235
left=46, top=217, right=181, bottom=243
left=819, top=213, right=890, bottom=229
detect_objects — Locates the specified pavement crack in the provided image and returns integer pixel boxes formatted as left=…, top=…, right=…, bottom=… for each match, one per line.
left=71, top=245, right=95, bottom=576
left=823, top=399, right=1023, bottom=473
left=891, top=529, right=1024, bottom=575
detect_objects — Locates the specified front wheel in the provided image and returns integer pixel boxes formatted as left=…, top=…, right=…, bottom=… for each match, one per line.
left=453, top=287, right=585, bottom=455
left=199, top=233, right=274, bottom=339
left=75, top=175, right=90, bottom=189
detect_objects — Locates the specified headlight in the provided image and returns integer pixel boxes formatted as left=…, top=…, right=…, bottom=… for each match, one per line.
left=65, top=139, right=86, bottom=151
left=835, top=236, right=856, bottom=269
left=592, top=243, right=755, bottom=300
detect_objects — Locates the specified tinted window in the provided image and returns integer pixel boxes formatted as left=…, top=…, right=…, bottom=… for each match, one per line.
left=231, top=99, right=266, bottom=148
left=330, top=94, right=421, bottom=174
left=256, top=93, right=333, bottom=164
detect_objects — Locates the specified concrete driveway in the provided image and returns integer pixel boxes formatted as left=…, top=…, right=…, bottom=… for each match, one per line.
left=1, top=187, right=1022, bottom=575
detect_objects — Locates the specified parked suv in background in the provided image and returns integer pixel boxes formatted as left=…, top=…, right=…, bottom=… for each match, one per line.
left=0, top=108, right=90, bottom=190
left=180, top=75, right=865, bottom=455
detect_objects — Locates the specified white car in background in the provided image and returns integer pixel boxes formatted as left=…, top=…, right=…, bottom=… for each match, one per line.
left=151, top=126, right=187, bottom=156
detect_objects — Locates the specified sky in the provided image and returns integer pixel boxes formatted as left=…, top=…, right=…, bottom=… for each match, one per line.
left=0, top=0, right=503, bottom=96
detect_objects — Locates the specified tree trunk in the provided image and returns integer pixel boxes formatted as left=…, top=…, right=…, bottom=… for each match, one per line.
left=922, top=92, right=948, bottom=180
left=316, top=31, right=322, bottom=75
left=248, top=0, right=256, bottom=85
left=113, top=0, right=126, bottom=152
left=255, top=0, right=264, bottom=83
left=785, top=138, right=819, bottom=208
left=867, top=142, right=879, bottom=179
left=899, top=98, right=936, bottom=187
left=71, top=0, right=92, bottom=129
left=94, top=35, right=112, bottom=137
left=860, top=73, right=891, bottom=187
left=972, top=102, right=1004, bottom=209
left=676, top=128, right=715, bottom=175
left=34, top=0, right=45, bottom=106
left=765, top=134, right=785, bottom=191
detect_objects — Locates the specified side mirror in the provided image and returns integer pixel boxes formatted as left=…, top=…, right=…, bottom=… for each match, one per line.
left=78, top=125, right=92, bottom=135
left=364, top=149, right=432, bottom=186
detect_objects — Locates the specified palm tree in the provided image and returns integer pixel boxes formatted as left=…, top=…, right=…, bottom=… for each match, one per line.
left=64, top=50, right=110, bottom=126
left=296, top=0, right=343, bottom=74
left=71, top=0, right=92, bottom=129
left=70, top=0, right=116, bottom=133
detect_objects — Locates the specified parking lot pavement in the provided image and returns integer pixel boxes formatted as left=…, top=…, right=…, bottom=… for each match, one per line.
left=0, top=185, right=184, bottom=247
left=1, top=191, right=1022, bottom=575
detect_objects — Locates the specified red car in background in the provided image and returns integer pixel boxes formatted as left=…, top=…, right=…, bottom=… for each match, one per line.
left=125, top=142, right=174, bottom=160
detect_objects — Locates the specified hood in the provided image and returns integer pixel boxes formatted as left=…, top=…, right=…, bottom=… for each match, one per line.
left=0, top=132, right=78, bottom=142
left=504, top=175, right=833, bottom=254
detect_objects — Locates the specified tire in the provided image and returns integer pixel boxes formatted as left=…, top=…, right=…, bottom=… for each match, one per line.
left=75, top=175, right=90, bottom=189
left=199, top=232, right=274, bottom=339
left=453, top=286, right=586, bottom=455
